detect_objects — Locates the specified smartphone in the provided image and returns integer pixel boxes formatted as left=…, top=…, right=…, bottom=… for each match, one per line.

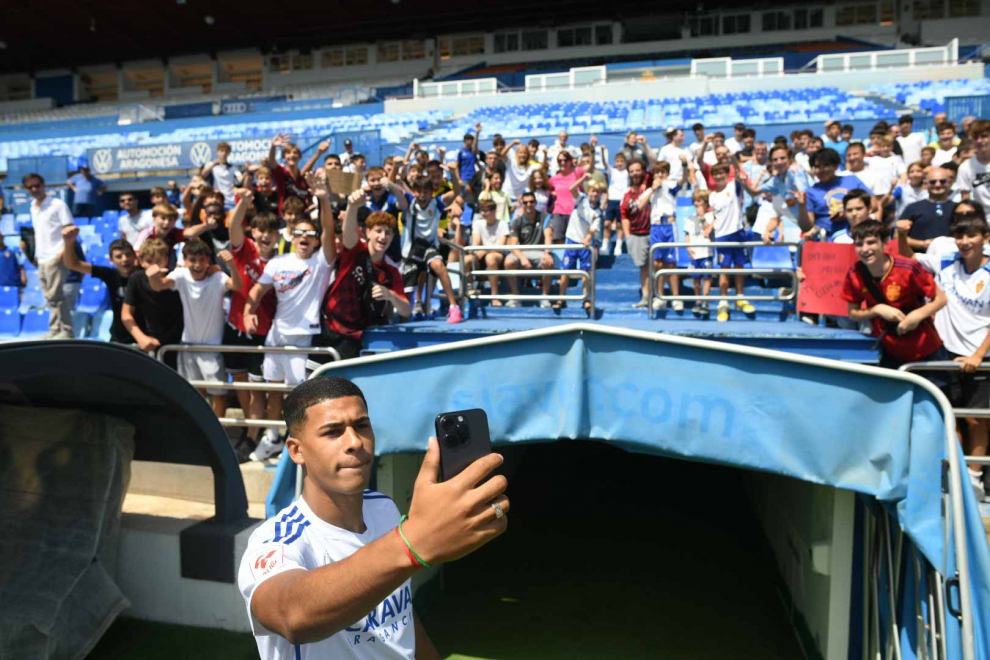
left=435, top=408, right=493, bottom=482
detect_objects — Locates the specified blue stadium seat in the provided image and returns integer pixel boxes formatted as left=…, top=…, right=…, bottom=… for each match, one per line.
left=0, top=215, right=14, bottom=235
left=751, top=246, right=795, bottom=270
left=20, top=309, right=49, bottom=337
left=20, top=285, right=43, bottom=311
left=0, top=286, right=18, bottom=309
left=74, top=216, right=91, bottom=225
left=76, top=282, right=108, bottom=314
left=0, top=309, right=19, bottom=338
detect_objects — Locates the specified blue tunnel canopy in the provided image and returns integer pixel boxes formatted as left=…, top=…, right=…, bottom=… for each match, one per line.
left=269, top=323, right=990, bottom=658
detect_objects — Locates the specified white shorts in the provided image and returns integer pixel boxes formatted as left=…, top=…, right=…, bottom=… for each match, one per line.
left=262, top=327, right=314, bottom=386
left=179, top=351, right=226, bottom=395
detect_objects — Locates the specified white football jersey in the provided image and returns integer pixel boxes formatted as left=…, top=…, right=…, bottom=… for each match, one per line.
left=917, top=250, right=990, bottom=356
left=238, top=493, right=416, bottom=660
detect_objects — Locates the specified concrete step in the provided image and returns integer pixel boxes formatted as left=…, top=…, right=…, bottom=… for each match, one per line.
left=129, top=460, right=276, bottom=506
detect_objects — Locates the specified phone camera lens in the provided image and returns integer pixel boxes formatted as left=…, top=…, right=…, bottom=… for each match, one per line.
left=441, top=416, right=456, bottom=431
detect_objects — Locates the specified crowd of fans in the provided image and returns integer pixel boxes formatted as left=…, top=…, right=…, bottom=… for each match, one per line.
left=4, top=112, right=989, bottom=492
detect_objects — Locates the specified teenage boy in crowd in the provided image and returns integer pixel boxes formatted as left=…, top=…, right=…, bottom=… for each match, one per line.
left=830, top=189, right=874, bottom=244
left=684, top=190, right=714, bottom=317
left=243, top=173, right=338, bottom=461
left=61, top=226, right=137, bottom=344
left=400, top=177, right=463, bottom=323
left=899, top=167, right=957, bottom=253
left=118, top=192, right=151, bottom=246
left=201, top=142, right=242, bottom=208
left=133, top=203, right=215, bottom=255
left=464, top=199, right=508, bottom=306
left=310, top=189, right=409, bottom=367
left=267, top=132, right=310, bottom=213
left=708, top=162, right=755, bottom=322
left=724, top=123, right=746, bottom=154
left=932, top=122, right=960, bottom=167
left=899, top=201, right=990, bottom=501
left=227, top=190, right=280, bottom=456
left=559, top=173, right=603, bottom=316
left=621, top=160, right=653, bottom=308
left=504, top=191, right=555, bottom=306
left=841, top=219, right=947, bottom=372
left=897, top=115, right=927, bottom=166
left=458, top=123, right=482, bottom=184
left=147, top=239, right=243, bottom=417
left=238, top=376, right=508, bottom=660
left=958, top=119, right=990, bottom=215
left=122, top=238, right=183, bottom=368
left=823, top=120, right=848, bottom=165
left=800, top=148, right=870, bottom=239
left=366, top=165, right=411, bottom=264
left=645, top=161, right=686, bottom=312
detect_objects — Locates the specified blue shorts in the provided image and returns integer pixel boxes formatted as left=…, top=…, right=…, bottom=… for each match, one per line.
left=562, top=238, right=592, bottom=272
left=650, top=223, right=677, bottom=263
left=604, top=200, right=622, bottom=222
left=715, top=230, right=750, bottom=268
left=690, top=257, right=713, bottom=280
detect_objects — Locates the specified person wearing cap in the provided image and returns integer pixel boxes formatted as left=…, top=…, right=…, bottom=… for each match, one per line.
left=66, top=165, right=106, bottom=218
left=339, top=139, right=355, bottom=169
left=724, top=123, right=746, bottom=155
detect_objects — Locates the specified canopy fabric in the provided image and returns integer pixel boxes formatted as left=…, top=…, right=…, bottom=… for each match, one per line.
left=268, top=324, right=989, bottom=659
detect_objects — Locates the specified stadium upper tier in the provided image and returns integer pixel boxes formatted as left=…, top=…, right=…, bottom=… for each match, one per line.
left=0, top=76, right=982, bottom=171
left=866, top=77, right=990, bottom=116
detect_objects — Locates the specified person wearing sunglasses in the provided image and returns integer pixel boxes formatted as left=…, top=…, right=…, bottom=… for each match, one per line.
left=899, top=167, right=957, bottom=253
left=24, top=173, right=76, bottom=339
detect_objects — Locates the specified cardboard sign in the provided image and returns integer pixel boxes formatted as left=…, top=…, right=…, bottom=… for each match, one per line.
left=326, top=170, right=364, bottom=195
left=798, top=242, right=858, bottom=317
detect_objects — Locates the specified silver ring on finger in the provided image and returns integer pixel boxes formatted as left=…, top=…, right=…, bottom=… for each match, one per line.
left=491, top=501, right=504, bottom=520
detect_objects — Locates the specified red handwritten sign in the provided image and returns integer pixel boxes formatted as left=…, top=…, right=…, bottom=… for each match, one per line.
left=799, top=242, right=858, bottom=316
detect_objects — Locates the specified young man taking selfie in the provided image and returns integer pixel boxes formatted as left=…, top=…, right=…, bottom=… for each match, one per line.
left=238, top=376, right=509, bottom=659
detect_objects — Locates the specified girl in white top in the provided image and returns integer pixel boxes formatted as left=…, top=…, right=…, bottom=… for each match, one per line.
left=892, top=162, right=928, bottom=218
left=604, top=150, right=630, bottom=257
left=504, top=145, right=541, bottom=201
left=478, top=171, right=511, bottom=224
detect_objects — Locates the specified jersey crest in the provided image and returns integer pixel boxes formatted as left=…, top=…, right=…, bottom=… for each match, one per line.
left=885, top=281, right=902, bottom=302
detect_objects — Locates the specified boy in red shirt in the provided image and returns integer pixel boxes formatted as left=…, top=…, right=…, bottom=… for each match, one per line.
left=311, top=188, right=410, bottom=365
left=266, top=132, right=309, bottom=214
left=620, top=160, right=653, bottom=307
left=226, top=190, right=279, bottom=456
left=841, top=219, right=947, bottom=371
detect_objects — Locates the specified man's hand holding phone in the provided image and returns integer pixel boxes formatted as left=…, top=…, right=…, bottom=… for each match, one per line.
left=400, top=437, right=509, bottom=565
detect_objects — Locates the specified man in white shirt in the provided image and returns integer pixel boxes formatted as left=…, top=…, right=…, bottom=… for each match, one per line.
left=932, top=122, right=960, bottom=167
left=897, top=115, right=927, bottom=166
left=724, top=123, right=746, bottom=155
left=117, top=192, right=151, bottom=245
left=546, top=130, right=581, bottom=176
left=659, top=127, right=693, bottom=187
left=25, top=173, right=75, bottom=339
left=339, top=139, right=355, bottom=169
left=200, top=142, right=242, bottom=209
left=958, top=119, right=990, bottom=215
left=237, top=375, right=508, bottom=660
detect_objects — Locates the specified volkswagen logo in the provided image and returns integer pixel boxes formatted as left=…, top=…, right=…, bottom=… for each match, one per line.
left=92, top=149, right=113, bottom=174
left=189, top=142, right=213, bottom=167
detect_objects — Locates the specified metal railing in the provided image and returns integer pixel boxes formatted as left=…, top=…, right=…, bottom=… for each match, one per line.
left=457, top=244, right=597, bottom=311
left=156, top=343, right=342, bottom=430
left=648, top=240, right=799, bottom=316
left=899, top=360, right=990, bottom=466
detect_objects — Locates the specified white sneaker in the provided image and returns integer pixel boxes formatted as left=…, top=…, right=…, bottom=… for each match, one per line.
left=651, top=297, right=666, bottom=311
left=249, top=430, right=284, bottom=462
left=613, top=242, right=623, bottom=257
left=539, top=299, right=553, bottom=309
left=671, top=300, right=684, bottom=312
left=412, top=301, right=425, bottom=317
left=505, top=299, right=520, bottom=308
left=969, top=469, right=987, bottom=502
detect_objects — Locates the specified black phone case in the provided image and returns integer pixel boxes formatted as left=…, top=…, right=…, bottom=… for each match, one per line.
left=435, top=408, right=492, bottom=482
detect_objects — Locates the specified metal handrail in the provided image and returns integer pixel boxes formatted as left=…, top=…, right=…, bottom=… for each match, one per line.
left=157, top=343, right=343, bottom=431
left=461, top=243, right=597, bottom=311
left=306, top=321, right=977, bottom=658
left=899, top=360, right=990, bottom=465
left=648, top=240, right=799, bottom=315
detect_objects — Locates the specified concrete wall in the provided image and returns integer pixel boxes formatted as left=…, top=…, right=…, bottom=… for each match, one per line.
left=743, top=472, right=856, bottom=660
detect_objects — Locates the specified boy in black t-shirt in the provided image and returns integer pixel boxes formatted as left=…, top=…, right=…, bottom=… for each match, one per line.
left=61, top=225, right=137, bottom=344
left=122, top=237, right=183, bottom=369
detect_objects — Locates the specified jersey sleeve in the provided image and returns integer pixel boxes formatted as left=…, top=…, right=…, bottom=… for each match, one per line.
left=258, top=258, right=277, bottom=285
left=90, top=264, right=113, bottom=285
left=915, top=251, right=940, bottom=274
left=237, top=532, right=309, bottom=637
left=913, top=263, right=938, bottom=299
left=840, top=269, right=864, bottom=304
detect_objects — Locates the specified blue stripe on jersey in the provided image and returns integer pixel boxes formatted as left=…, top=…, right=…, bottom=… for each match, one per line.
left=281, top=512, right=306, bottom=542
left=269, top=505, right=298, bottom=544
left=295, top=644, right=301, bottom=660
left=283, top=520, right=311, bottom=546
left=364, top=495, right=391, bottom=500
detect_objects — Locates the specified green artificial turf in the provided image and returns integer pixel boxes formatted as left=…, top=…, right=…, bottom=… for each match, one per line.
left=89, top=618, right=258, bottom=660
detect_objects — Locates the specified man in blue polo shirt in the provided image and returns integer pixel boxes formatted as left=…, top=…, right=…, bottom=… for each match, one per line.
left=802, top=148, right=869, bottom=238
left=66, top=165, right=105, bottom=218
